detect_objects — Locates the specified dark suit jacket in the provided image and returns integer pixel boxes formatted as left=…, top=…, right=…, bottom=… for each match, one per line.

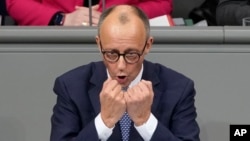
left=50, top=60, right=200, bottom=141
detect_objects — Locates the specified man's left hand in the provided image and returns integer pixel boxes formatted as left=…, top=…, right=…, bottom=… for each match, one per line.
left=124, top=80, right=154, bottom=126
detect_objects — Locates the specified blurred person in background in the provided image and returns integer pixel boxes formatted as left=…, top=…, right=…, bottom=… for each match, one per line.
left=216, top=0, right=250, bottom=25
left=6, top=0, right=172, bottom=26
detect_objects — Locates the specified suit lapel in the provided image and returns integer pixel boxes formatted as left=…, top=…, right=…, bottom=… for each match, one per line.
left=88, top=62, right=107, bottom=115
left=142, top=60, right=162, bottom=114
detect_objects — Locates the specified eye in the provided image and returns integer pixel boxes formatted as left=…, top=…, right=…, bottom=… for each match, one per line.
left=106, top=51, right=117, bottom=55
left=105, top=51, right=119, bottom=60
left=125, top=52, right=138, bottom=59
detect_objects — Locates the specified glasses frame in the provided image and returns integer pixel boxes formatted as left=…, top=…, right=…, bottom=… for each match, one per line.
left=100, top=40, right=148, bottom=64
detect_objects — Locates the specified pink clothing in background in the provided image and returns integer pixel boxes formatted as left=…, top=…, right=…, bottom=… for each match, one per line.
left=6, top=0, right=172, bottom=25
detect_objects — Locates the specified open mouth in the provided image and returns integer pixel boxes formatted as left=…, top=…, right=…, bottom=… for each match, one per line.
left=118, top=76, right=126, bottom=79
left=116, top=75, right=127, bottom=84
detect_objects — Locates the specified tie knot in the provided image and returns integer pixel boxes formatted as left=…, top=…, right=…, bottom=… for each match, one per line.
left=122, top=87, right=128, bottom=91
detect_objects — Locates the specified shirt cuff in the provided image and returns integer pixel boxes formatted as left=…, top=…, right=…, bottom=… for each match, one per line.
left=134, top=113, right=158, bottom=141
left=94, top=113, right=114, bottom=141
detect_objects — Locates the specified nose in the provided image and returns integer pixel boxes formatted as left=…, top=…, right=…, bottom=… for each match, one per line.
left=117, top=55, right=126, bottom=70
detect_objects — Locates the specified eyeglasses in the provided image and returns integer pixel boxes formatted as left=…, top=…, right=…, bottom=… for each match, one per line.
left=100, top=41, right=147, bottom=64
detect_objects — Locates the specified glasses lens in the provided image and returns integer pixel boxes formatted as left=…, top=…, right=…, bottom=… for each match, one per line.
left=104, top=52, right=119, bottom=62
left=125, top=53, right=139, bottom=63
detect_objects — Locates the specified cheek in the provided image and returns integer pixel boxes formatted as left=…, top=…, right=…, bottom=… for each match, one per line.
left=127, top=63, right=142, bottom=77
left=105, top=62, right=117, bottom=76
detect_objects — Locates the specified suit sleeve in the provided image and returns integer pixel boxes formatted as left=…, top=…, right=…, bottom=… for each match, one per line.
left=216, top=0, right=250, bottom=25
left=150, top=80, right=200, bottom=141
left=50, top=77, right=100, bottom=141
left=6, top=0, right=59, bottom=25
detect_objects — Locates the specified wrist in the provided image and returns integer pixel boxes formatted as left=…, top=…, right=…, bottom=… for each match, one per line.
left=101, top=113, right=116, bottom=128
left=134, top=113, right=151, bottom=126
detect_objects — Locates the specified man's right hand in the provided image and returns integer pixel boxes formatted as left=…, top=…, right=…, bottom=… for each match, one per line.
left=100, top=78, right=126, bottom=128
left=63, top=5, right=101, bottom=26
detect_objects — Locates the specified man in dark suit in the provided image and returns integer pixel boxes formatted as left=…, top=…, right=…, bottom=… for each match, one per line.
left=50, top=5, right=200, bottom=141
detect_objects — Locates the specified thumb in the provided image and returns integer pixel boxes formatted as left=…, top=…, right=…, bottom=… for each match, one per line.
left=141, top=79, right=153, bottom=91
left=91, top=4, right=99, bottom=10
left=75, top=5, right=85, bottom=10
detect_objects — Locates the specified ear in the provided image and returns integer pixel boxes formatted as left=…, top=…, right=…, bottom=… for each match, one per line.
left=144, top=36, right=153, bottom=55
left=95, top=35, right=101, bottom=52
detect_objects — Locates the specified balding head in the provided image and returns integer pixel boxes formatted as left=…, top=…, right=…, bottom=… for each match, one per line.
left=97, top=5, right=150, bottom=39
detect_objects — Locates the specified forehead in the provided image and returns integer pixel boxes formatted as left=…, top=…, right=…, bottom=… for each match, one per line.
left=99, top=15, right=146, bottom=50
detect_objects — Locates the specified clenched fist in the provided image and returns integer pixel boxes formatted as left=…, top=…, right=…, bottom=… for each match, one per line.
left=100, top=78, right=126, bottom=128
left=124, top=80, right=154, bottom=126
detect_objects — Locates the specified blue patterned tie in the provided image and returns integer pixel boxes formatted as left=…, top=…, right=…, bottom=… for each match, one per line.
left=120, top=87, right=131, bottom=141
left=119, top=112, right=131, bottom=141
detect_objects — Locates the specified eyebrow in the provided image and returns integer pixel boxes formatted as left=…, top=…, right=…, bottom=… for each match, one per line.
left=124, top=48, right=140, bottom=52
left=102, top=48, right=140, bottom=53
left=99, top=40, right=142, bottom=52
